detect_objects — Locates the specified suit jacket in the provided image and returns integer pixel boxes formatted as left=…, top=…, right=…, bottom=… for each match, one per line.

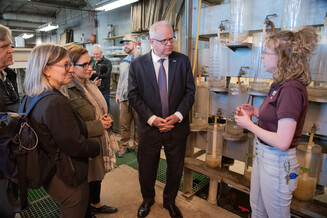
left=128, top=51, right=195, bottom=142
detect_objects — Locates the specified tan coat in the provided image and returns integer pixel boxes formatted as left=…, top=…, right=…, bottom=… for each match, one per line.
left=63, top=80, right=106, bottom=182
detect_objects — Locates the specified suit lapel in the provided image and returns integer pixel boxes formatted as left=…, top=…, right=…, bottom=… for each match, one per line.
left=168, top=53, right=177, bottom=97
left=144, top=52, right=160, bottom=95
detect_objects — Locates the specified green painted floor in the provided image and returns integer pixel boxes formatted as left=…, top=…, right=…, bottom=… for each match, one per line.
left=19, top=147, right=209, bottom=218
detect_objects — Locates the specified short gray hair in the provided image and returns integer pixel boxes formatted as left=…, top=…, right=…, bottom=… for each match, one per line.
left=24, top=43, right=68, bottom=96
left=149, top=21, right=173, bottom=39
left=0, top=24, right=12, bottom=41
left=91, top=44, right=103, bottom=52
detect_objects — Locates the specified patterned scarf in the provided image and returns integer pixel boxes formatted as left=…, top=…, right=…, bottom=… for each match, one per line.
left=73, top=77, right=118, bottom=172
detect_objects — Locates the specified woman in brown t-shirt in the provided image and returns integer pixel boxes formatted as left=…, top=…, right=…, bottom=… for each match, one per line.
left=235, top=27, right=318, bottom=218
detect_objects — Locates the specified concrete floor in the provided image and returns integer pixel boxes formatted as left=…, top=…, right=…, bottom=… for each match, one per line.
left=96, top=164, right=240, bottom=218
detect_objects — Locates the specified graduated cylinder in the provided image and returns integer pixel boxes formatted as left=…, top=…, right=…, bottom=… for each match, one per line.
left=205, top=123, right=224, bottom=168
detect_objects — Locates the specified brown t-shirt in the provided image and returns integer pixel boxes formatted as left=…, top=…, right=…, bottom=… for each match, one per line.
left=258, top=80, right=308, bottom=148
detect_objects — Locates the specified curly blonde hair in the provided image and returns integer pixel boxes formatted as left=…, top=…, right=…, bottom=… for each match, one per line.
left=267, top=26, right=318, bottom=86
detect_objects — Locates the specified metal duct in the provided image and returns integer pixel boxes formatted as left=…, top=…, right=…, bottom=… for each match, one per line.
left=0, top=20, right=41, bottom=30
left=2, top=13, right=55, bottom=24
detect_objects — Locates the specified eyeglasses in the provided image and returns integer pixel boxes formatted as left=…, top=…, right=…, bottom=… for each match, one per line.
left=262, top=49, right=277, bottom=55
left=49, top=62, right=72, bottom=71
left=74, top=60, right=94, bottom=69
left=152, top=36, right=175, bottom=45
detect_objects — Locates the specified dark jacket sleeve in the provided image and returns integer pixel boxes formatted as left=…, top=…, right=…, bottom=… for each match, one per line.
left=39, top=95, right=100, bottom=158
left=128, top=60, right=156, bottom=122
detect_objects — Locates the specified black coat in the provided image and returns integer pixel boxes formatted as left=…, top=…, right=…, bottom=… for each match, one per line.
left=27, top=90, right=100, bottom=184
left=91, top=56, right=112, bottom=95
left=0, top=68, right=19, bottom=112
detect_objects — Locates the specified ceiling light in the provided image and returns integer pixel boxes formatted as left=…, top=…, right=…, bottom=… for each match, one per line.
left=95, top=0, right=139, bottom=11
left=37, top=22, right=59, bottom=32
left=20, top=33, right=34, bottom=39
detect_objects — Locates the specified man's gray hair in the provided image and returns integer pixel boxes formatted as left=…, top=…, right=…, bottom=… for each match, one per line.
left=149, top=21, right=173, bottom=39
left=91, top=44, right=103, bottom=52
left=0, top=24, right=12, bottom=41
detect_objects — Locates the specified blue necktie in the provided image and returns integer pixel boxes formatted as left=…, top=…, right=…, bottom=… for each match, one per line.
left=158, top=58, right=169, bottom=118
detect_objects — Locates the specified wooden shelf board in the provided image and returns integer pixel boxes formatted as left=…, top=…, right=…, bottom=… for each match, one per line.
left=184, top=157, right=250, bottom=193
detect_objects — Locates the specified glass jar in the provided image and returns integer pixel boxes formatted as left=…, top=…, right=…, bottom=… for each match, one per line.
left=192, top=86, right=209, bottom=127
left=225, top=83, right=248, bottom=135
left=208, top=37, right=229, bottom=89
left=281, top=0, right=310, bottom=30
left=293, top=143, right=322, bottom=201
left=229, top=0, right=251, bottom=42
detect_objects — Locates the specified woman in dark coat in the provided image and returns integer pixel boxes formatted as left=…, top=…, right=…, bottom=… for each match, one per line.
left=23, top=43, right=100, bottom=218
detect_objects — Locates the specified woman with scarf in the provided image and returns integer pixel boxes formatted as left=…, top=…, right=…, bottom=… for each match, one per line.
left=62, top=45, right=118, bottom=217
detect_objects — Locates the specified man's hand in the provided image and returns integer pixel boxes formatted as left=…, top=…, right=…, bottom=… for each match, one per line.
left=158, top=114, right=179, bottom=132
left=152, top=117, right=167, bottom=129
left=94, top=77, right=102, bottom=87
left=165, top=114, right=180, bottom=125
left=153, top=117, right=173, bottom=132
left=115, top=97, right=120, bottom=105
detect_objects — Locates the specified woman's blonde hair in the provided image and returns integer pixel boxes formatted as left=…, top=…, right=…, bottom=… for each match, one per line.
left=267, top=26, right=318, bottom=86
left=24, top=43, right=68, bottom=96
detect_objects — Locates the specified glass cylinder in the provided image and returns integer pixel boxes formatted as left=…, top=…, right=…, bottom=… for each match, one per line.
left=249, top=33, right=272, bottom=93
left=208, top=37, right=229, bottom=89
left=293, top=143, right=322, bottom=201
left=244, top=133, right=255, bottom=182
left=141, top=35, right=151, bottom=55
left=205, top=124, right=224, bottom=168
left=310, top=27, right=327, bottom=82
left=192, top=86, right=209, bottom=127
left=225, top=83, right=248, bottom=135
left=229, top=0, right=250, bottom=42
left=281, top=0, right=310, bottom=30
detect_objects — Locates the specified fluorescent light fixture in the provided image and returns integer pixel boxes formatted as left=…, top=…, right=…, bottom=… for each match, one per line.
left=95, top=0, right=138, bottom=11
left=37, top=22, right=59, bottom=32
left=20, top=33, right=34, bottom=39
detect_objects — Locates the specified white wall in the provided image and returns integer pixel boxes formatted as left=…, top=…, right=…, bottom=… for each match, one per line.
left=53, top=5, right=132, bottom=51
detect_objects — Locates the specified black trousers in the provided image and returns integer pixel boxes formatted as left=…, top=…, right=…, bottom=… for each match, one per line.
left=89, top=180, right=101, bottom=204
left=137, top=133, right=186, bottom=207
left=85, top=180, right=102, bottom=218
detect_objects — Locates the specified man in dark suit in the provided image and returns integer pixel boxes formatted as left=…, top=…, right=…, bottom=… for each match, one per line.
left=128, top=21, right=195, bottom=218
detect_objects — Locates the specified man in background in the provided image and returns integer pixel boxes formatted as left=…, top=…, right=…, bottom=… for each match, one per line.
left=115, top=34, right=140, bottom=157
left=0, top=24, right=19, bottom=218
left=128, top=21, right=195, bottom=218
left=91, top=44, right=112, bottom=112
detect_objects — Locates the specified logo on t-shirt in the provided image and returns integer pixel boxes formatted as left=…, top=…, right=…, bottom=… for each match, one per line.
left=270, top=90, right=277, bottom=99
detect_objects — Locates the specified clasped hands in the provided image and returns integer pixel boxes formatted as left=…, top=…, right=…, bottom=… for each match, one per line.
left=152, top=114, right=180, bottom=132
left=100, top=114, right=113, bottom=129
left=234, top=104, right=255, bottom=129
